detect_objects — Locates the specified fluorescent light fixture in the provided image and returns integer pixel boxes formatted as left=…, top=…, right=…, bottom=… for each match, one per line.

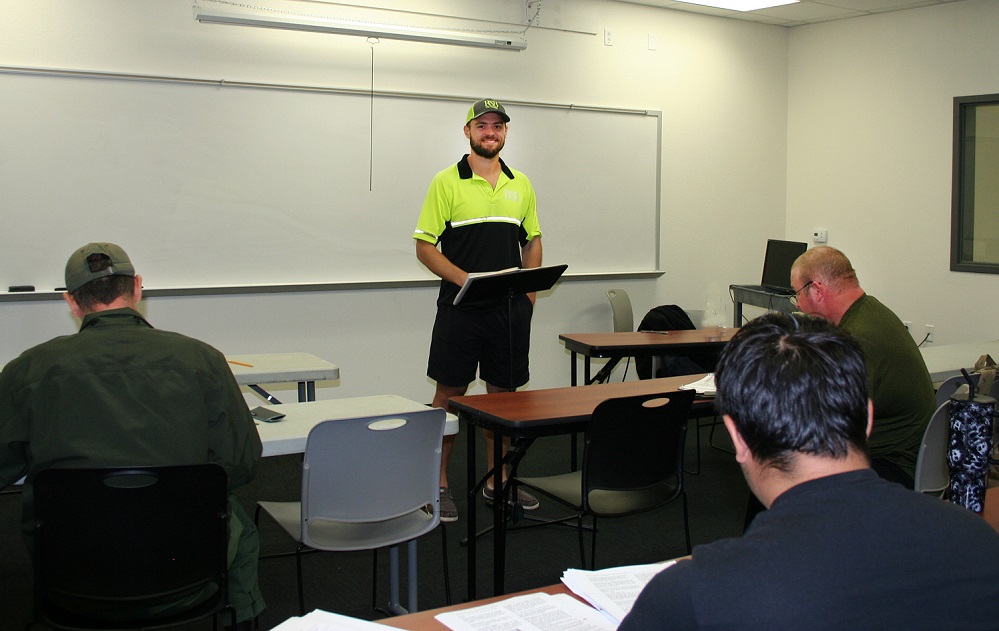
left=674, top=0, right=798, bottom=10
left=193, top=5, right=527, bottom=51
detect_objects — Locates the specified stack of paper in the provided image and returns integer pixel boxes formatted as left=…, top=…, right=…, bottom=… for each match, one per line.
left=679, top=373, right=716, bottom=396
left=436, top=592, right=616, bottom=631
left=561, top=561, right=677, bottom=625
left=270, top=609, right=390, bottom=630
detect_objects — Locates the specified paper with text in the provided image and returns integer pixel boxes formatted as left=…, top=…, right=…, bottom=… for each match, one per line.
left=436, top=592, right=616, bottom=631
left=561, top=561, right=677, bottom=624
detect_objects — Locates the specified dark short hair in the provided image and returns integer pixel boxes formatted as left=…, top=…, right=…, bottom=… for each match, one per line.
left=714, top=312, right=870, bottom=471
left=70, top=253, right=135, bottom=311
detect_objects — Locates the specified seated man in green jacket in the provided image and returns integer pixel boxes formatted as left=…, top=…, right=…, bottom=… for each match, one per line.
left=790, top=245, right=934, bottom=488
left=0, top=243, right=265, bottom=628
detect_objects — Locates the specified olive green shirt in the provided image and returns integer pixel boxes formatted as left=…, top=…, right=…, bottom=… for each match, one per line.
left=0, top=308, right=261, bottom=528
left=839, top=294, right=935, bottom=479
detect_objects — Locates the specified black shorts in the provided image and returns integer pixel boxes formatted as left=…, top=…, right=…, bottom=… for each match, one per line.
left=428, top=295, right=533, bottom=390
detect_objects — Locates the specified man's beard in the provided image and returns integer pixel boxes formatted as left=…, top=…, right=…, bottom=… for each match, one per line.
left=470, top=136, right=504, bottom=159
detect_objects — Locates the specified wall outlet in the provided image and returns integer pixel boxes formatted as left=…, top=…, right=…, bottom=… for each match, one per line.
left=925, top=324, right=935, bottom=343
left=903, top=321, right=912, bottom=332
left=604, top=28, right=614, bottom=46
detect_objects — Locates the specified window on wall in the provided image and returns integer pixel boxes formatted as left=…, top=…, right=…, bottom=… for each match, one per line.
left=952, top=93, right=999, bottom=273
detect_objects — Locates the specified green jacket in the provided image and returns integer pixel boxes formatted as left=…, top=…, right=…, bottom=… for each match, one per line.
left=0, top=307, right=261, bottom=529
left=839, top=294, right=935, bottom=479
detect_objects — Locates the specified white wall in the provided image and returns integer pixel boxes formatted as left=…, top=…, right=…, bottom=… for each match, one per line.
left=0, top=0, right=789, bottom=400
left=786, top=0, right=999, bottom=346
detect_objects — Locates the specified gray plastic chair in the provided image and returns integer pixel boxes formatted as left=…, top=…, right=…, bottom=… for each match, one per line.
left=256, top=408, right=449, bottom=615
left=914, top=402, right=951, bottom=497
left=607, top=288, right=634, bottom=333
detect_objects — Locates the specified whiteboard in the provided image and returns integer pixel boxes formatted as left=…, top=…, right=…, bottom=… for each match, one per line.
left=0, top=69, right=660, bottom=293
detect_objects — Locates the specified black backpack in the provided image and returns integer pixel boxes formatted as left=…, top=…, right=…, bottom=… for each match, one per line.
left=635, top=305, right=719, bottom=379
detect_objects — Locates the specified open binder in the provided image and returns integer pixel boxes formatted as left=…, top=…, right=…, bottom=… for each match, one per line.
left=453, top=264, right=568, bottom=306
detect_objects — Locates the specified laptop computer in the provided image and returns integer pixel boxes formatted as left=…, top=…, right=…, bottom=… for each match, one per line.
left=759, top=239, right=808, bottom=295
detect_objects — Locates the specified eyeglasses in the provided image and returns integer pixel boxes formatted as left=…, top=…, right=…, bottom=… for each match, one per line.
left=789, top=281, right=813, bottom=308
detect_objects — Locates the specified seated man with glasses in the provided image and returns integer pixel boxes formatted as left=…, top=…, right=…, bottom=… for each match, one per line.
left=789, top=246, right=933, bottom=488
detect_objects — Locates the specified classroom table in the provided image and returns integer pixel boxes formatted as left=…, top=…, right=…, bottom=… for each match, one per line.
left=984, top=485, right=999, bottom=534
left=729, top=284, right=796, bottom=327
left=918, top=341, right=999, bottom=383
left=226, top=352, right=340, bottom=403
left=559, top=330, right=735, bottom=386
left=256, top=395, right=458, bottom=457
left=449, top=375, right=712, bottom=599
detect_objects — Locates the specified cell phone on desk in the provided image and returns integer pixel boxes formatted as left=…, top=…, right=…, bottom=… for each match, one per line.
left=251, top=406, right=286, bottom=422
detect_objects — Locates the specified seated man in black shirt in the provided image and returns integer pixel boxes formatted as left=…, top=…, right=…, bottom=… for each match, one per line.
left=620, top=313, right=999, bottom=631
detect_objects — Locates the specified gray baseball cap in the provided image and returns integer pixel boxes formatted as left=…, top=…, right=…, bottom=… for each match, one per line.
left=465, top=99, right=510, bottom=125
left=65, top=242, right=136, bottom=292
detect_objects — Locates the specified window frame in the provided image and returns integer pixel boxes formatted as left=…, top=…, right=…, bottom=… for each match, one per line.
left=951, top=93, right=999, bottom=274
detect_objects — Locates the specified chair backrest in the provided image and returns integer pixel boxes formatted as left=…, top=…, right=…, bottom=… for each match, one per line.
left=32, top=464, right=230, bottom=628
left=914, top=402, right=951, bottom=495
left=935, top=373, right=980, bottom=408
left=606, top=289, right=634, bottom=333
left=581, top=390, right=695, bottom=513
left=300, top=408, right=446, bottom=543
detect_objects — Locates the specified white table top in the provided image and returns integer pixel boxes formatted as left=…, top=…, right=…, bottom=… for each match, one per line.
left=226, top=352, right=340, bottom=385
left=919, top=340, right=999, bottom=383
left=257, top=395, right=458, bottom=457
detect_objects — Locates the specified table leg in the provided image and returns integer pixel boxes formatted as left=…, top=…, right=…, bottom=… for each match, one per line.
left=493, top=434, right=506, bottom=595
left=570, top=351, right=578, bottom=387
left=733, top=300, right=742, bottom=328
left=466, top=415, right=477, bottom=600
left=308, top=381, right=316, bottom=401
left=248, top=384, right=282, bottom=405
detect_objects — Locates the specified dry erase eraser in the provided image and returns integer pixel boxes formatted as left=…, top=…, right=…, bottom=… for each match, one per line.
left=8, top=285, right=35, bottom=292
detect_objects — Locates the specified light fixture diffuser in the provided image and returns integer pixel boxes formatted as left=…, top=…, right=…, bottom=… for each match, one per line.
left=675, top=0, right=798, bottom=10
left=193, top=5, right=528, bottom=51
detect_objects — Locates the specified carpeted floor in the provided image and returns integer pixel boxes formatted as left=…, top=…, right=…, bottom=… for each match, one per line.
left=0, top=419, right=749, bottom=630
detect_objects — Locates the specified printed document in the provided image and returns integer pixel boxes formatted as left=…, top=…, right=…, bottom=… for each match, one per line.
left=679, top=373, right=716, bottom=396
left=436, top=592, right=616, bottom=631
left=561, top=561, right=677, bottom=624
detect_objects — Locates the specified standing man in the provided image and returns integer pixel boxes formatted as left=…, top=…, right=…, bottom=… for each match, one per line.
left=0, top=243, right=265, bottom=628
left=790, top=245, right=934, bottom=488
left=619, top=314, right=999, bottom=631
left=415, top=99, right=543, bottom=522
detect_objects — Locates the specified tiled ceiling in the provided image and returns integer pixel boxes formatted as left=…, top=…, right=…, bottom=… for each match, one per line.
left=614, top=0, right=970, bottom=26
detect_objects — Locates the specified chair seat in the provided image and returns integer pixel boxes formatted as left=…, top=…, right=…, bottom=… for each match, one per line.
left=258, top=500, right=436, bottom=552
left=517, top=473, right=681, bottom=516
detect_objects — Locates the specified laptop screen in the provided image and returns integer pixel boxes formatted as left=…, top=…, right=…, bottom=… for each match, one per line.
left=760, top=239, right=808, bottom=293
